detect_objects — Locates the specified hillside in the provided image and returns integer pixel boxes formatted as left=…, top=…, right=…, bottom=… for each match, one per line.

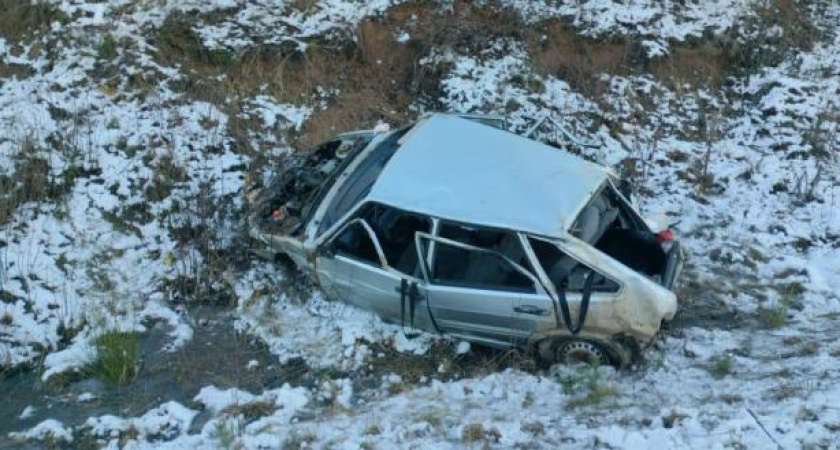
left=2, top=0, right=840, bottom=448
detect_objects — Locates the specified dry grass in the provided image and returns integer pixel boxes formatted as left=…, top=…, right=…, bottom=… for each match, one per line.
left=0, top=0, right=65, bottom=42
left=147, top=0, right=758, bottom=161
left=0, top=139, right=61, bottom=225
left=151, top=2, right=528, bottom=153
left=651, top=45, right=728, bottom=89
left=527, top=21, right=630, bottom=97
left=221, top=400, right=277, bottom=422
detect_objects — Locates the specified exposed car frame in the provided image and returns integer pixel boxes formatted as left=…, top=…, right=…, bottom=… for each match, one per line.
left=248, top=114, right=683, bottom=366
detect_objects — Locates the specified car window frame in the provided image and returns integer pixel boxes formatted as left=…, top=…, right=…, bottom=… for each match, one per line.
left=325, top=217, right=388, bottom=268
left=362, top=202, right=435, bottom=277
left=434, top=219, right=537, bottom=275
left=414, top=231, right=543, bottom=295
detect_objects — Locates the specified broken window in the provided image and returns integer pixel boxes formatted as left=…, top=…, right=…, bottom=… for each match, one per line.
left=438, top=222, right=533, bottom=272
left=331, top=221, right=381, bottom=266
left=528, top=237, right=620, bottom=293
left=318, top=128, right=411, bottom=235
left=362, top=203, right=431, bottom=277
left=428, top=239, right=536, bottom=293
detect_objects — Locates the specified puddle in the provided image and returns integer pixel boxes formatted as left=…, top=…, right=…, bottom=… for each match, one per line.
left=0, top=305, right=311, bottom=447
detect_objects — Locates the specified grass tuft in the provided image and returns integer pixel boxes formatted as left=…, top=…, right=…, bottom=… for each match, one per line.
left=558, top=365, right=619, bottom=408
left=282, top=429, right=315, bottom=450
left=86, top=331, right=140, bottom=386
left=461, top=423, right=501, bottom=444
left=97, top=34, right=118, bottom=60
left=215, top=420, right=238, bottom=450
left=221, top=400, right=277, bottom=423
left=710, top=355, right=734, bottom=379
left=758, top=306, right=788, bottom=329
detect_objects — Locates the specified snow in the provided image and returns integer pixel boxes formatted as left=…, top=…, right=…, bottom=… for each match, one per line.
left=243, top=96, right=313, bottom=132
left=500, top=0, right=753, bottom=56
left=233, top=267, right=435, bottom=370
left=8, top=419, right=73, bottom=444
left=83, top=401, right=198, bottom=444
left=4, top=0, right=840, bottom=448
left=194, top=386, right=257, bottom=413
left=18, top=406, right=36, bottom=420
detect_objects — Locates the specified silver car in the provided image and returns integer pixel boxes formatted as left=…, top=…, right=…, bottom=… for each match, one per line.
left=247, top=114, right=683, bottom=366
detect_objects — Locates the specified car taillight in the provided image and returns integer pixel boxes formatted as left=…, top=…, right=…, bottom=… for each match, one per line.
left=656, top=229, right=675, bottom=243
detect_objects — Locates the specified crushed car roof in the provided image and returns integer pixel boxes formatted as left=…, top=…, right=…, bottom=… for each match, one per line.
left=367, top=114, right=610, bottom=238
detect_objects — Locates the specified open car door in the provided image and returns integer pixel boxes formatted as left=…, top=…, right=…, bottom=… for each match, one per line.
left=315, top=218, right=433, bottom=335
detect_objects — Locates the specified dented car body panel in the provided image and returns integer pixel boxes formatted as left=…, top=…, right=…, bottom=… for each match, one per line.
left=249, top=114, right=683, bottom=365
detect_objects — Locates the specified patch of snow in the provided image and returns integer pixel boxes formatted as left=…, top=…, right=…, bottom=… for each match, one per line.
left=9, top=419, right=73, bottom=444
left=232, top=266, right=435, bottom=370
left=195, top=386, right=257, bottom=413
left=243, top=96, right=313, bottom=132
left=500, top=0, right=753, bottom=56
left=18, top=406, right=36, bottom=420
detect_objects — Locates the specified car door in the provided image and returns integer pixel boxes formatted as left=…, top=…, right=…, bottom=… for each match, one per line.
left=525, top=236, right=623, bottom=335
left=315, top=218, right=431, bottom=333
left=414, top=233, right=543, bottom=346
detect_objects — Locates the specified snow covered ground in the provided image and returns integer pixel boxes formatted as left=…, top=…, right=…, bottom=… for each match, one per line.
left=2, top=0, right=840, bottom=448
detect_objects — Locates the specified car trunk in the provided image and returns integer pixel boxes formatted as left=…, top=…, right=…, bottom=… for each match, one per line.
left=574, top=184, right=681, bottom=290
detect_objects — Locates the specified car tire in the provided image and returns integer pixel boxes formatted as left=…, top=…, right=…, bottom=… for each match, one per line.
left=539, top=338, right=624, bottom=368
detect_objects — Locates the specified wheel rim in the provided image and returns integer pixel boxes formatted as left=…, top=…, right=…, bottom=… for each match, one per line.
left=557, top=340, right=609, bottom=366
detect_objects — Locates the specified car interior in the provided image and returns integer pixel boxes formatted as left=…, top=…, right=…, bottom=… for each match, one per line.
left=433, top=223, right=536, bottom=292
left=572, top=185, right=668, bottom=282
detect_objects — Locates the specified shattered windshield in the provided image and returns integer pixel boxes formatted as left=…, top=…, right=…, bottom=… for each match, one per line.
left=317, top=127, right=411, bottom=236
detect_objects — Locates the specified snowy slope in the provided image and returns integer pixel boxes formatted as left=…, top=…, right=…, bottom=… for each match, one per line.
left=2, top=1, right=840, bottom=449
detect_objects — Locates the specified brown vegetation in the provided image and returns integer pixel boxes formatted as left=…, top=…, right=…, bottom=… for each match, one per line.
left=0, top=0, right=64, bottom=42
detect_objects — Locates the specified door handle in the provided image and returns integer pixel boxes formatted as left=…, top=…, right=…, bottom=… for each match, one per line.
left=514, top=305, right=547, bottom=316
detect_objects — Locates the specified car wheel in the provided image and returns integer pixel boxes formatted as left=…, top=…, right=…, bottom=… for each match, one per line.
left=556, top=340, right=610, bottom=366
left=539, top=338, right=622, bottom=367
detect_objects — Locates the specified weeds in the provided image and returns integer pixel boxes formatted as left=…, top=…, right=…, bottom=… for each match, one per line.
left=461, top=423, right=501, bottom=444
left=86, top=331, right=140, bottom=386
left=757, top=282, right=803, bottom=329
left=97, top=34, right=118, bottom=61
left=221, top=400, right=277, bottom=423
left=0, top=0, right=66, bottom=42
left=0, top=137, right=82, bottom=226
left=418, top=410, right=443, bottom=428
left=558, top=365, right=619, bottom=408
left=215, top=419, right=239, bottom=450
left=283, top=429, right=315, bottom=450
left=155, top=14, right=239, bottom=69
left=710, top=355, right=734, bottom=379
left=757, top=306, right=788, bottom=329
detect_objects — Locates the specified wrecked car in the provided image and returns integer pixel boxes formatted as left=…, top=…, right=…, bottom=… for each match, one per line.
left=247, top=114, right=683, bottom=366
